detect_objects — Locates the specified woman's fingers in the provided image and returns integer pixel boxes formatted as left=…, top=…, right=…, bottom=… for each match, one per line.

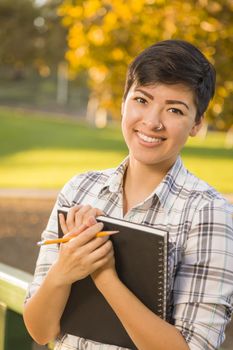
left=66, top=204, right=82, bottom=231
left=63, top=223, right=113, bottom=260
left=74, top=206, right=104, bottom=227
left=88, top=239, right=113, bottom=264
left=84, top=208, right=104, bottom=226
left=61, top=204, right=105, bottom=235
left=63, top=223, right=87, bottom=238
left=65, top=222, right=104, bottom=248
left=80, top=234, right=109, bottom=255
left=91, top=247, right=114, bottom=272
left=59, top=206, right=87, bottom=238
left=74, top=205, right=93, bottom=227
left=58, top=213, right=69, bottom=235
left=57, top=205, right=111, bottom=284
left=57, top=222, right=114, bottom=283
left=74, top=240, right=113, bottom=278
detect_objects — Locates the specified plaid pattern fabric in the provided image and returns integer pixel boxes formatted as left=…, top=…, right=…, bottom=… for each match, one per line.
left=26, top=156, right=233, bottom=350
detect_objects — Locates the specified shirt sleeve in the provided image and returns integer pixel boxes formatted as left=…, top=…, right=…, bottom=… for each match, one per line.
left=24, top=175, right=80, bottom=303
left=172, top=199, right=233, bottom=349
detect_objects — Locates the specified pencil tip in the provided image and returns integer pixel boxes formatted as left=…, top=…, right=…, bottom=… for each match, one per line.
left=37, top=241, right=43, bottom=246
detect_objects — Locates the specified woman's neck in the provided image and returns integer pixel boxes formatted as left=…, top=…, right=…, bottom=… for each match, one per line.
left=123, top=160, right=169, bottom=215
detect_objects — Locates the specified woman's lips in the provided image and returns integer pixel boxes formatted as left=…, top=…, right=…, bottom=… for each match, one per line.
left=136, top=131, right=166, bottom=144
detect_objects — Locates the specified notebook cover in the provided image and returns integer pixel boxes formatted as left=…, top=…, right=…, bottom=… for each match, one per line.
left=58, top=209, right=168, bottom=349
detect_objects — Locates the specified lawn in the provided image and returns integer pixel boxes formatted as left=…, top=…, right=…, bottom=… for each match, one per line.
left=0, top=107, right=232, bottom=193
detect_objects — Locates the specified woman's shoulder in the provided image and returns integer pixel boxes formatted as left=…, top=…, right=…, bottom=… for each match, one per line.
left=57, top=167, right=116, bottom=206
left=67, top=167, right=116, bottom=187
left=184, top=169, right=232, bottom=212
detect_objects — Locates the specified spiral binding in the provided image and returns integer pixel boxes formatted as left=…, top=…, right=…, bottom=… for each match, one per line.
left=157, top=238, right=168, bottom=319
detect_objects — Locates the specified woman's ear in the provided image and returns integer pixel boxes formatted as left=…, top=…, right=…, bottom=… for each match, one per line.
left=189, top=116, right=204, bottom=137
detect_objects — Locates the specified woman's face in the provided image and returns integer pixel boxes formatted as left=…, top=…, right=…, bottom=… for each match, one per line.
left=121, top=82, right=202, bottom=172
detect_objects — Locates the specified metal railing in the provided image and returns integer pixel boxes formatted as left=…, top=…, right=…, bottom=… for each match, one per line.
left=0, top=262, right=35, bottom=350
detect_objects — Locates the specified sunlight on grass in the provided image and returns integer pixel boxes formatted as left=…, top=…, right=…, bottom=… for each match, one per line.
left=182, top=134, right=233, bottom=192
left=187, top=132, right=226, bottom=148
left=0, top=149, right=126, bottom=188
left=0, top=144, right=232, bottom=192
left=0, top=108, right=232, bottom=193
left=182, top=157, right=233, bottom=193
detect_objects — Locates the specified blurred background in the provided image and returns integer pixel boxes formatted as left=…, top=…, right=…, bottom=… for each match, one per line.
left=0, top=0, right=233, bottom=127
left=0, top=0, right=232, bottom=190
left=0, top=0, right=232, bottom=349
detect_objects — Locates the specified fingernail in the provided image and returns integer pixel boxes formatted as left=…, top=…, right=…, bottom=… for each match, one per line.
left=99, top=222, right=104, bottom=229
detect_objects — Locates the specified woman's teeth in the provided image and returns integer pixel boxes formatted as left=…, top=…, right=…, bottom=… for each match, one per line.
left=137, top=132, right=163, bottom=143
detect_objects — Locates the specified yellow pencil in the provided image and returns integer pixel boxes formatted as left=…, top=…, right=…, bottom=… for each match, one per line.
left=37, top=230, right=119, bottom=246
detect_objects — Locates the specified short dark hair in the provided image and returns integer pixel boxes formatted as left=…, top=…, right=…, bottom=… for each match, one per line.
left=123, top=40, right=216, bottom=122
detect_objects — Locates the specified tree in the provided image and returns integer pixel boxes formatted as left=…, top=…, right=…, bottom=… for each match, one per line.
left=0, top=0, right=67, bottom=76
left=35, top=0, right=68, bottom=70
left=0, top=0, right=40, bottom=74
left=58, top=0, right=233, bottom=129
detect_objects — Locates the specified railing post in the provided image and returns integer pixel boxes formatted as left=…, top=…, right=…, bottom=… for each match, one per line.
left=4, top=308, right=33, bottom=350
left=0, top=263, right=34, bottom=350
left=0, top=302, right=6, bottom=350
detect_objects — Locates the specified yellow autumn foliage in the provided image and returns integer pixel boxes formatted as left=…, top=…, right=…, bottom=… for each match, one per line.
left=58, top=0, right=233, bottom=129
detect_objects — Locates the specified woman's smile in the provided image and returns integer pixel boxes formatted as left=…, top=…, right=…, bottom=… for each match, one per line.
left=136, top=130, right=166, bottom=146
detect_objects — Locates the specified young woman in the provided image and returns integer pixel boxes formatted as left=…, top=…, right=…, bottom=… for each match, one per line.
left=23, top=40, right=233, bottom=350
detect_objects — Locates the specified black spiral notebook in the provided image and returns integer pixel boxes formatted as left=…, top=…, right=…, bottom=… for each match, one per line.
left=57, top=208, right=169, bottom=350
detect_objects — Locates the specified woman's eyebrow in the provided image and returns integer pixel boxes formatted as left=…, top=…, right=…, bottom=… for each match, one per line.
left=134, top=89, right=190, bottom=110
left=135, top=88, right=154, bottom=100
left=165, top=100, right=189, bottom=110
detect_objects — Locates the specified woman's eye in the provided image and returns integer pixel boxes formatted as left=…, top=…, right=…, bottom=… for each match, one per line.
left=134, top=97, right=147, bottom=104
left=168, top=108, right=184, bottom=115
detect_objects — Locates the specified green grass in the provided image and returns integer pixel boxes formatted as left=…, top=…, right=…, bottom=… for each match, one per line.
left=0, top=107, right=232, bottom=193
left=0, top=107, right=128, bottom=189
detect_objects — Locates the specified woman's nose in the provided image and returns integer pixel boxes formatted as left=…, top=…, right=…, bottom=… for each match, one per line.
left=142, top=107, right=162, bottom=130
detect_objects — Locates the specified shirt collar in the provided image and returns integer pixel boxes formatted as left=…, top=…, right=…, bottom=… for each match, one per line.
left=153, top=156, right=187, bottom=213
left=98, top=155, right=187, bottom=213
left=98, top=156, right=129, bottom=196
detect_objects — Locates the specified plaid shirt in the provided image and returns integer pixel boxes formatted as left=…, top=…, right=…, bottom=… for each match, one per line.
left=26, top=156, right=233, bottom=350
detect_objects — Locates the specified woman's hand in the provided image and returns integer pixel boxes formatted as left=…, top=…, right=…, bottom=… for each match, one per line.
left=59, top=204, right=104, bottom=238
left=91, top=242, right=117, bottom=290
left=52, top=221, right=114, bottom=286
left=52, top=205, right=115, bottom=287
